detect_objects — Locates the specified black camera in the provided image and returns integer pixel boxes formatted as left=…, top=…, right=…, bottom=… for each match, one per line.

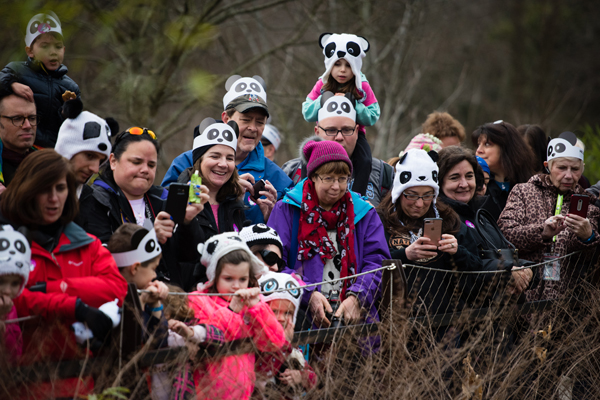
left=325, top=289, right=344, bottom=328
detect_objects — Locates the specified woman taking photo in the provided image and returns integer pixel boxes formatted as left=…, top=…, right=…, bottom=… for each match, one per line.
left=498, top=132, right=600, bottom=302
left=437, top=146, right=533, bottom=303
left=268, top=141, right=389, bottom=329
left=377, top=149, right=482, bottom=316
left=471, top=120, right=535, bottom=213
left=0, top=149, right=127, bottom=398
left=78, top=126, right=203, bottom=288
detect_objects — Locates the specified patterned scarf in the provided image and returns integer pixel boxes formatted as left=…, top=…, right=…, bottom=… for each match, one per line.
left=298, top=179, right=357, bottom=299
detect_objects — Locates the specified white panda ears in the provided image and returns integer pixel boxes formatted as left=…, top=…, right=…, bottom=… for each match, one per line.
left=195, top=117, right=240, bottom=139
left=319, top=32, right=333, bottom=49
left=428, top=150, right=439, bottom=163
left=224, top=75, right=267, bottom=91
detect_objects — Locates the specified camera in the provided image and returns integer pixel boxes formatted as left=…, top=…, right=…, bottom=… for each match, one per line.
left=325, top=289, right=344, bottom=328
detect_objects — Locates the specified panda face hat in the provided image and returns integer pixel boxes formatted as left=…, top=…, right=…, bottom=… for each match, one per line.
left=25, top=12, right=63, bottom=47
left=319, top=33, right=369, bottom=90
left=258, top=271, right=303, bottom=326
left=239, top=224, right=283, bottom=255
left=55, top=111, right=112, bottom=161
left=547, top=131, right=583, bottom=163
left=192, top=118, right=239, bottom=164
left=222, top=75, right=268, bottom=110
left=112, top=221, right=162, bottom=268
left=197, top=232, right=268, bottom=287
left=317, top=91, right=356, bottom=123
left=0, top=225, right=31, bottom=297
left=391, top=149, right=440, bottom=204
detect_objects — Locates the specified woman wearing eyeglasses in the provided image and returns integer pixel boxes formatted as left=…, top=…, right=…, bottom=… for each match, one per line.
left=268, top=140, right=389, bottom=330
left=78, top=127, right=204, bottom=288
left=377, top=149, right=482, bottom=318
left=472, top=120, right=535, bottom=214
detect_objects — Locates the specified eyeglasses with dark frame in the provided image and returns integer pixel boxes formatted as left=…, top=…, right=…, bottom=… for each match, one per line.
left=317, top=125, right=357, bottom=136
left=402, top=192, right=435, bottom=202
left=256, top=249, right=285, bottom=271
left=316, top=175, right=350, bottom=185
left=0, top=115, right=40, bottom=127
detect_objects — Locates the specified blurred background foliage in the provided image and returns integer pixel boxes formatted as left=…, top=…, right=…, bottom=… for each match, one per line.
left=0, top=0, right=598, bottom=183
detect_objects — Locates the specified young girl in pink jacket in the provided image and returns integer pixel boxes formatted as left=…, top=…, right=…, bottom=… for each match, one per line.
left=188, top=232, right=286, bottom=400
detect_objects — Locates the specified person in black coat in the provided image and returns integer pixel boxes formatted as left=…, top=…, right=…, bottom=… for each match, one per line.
left=78, top=128, right=206, bottom=290
left=437, top=146, right=534, bottom=306
left=0, top=12, right=80, bottom=148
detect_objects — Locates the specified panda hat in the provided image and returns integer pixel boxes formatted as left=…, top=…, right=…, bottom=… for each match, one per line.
left=318, top=91, right=356, bottom=123
left=239, top=224, right=283, bottom=254
left=197, top=232, right=268, bottom=288
left=192, top=118, right=239, bottom=164
left=391, top=149, right=440, bottom=204
left=547, top=131, right=584, bottom=163
left=25, top=11, right=62, bottom=47
left=0, top=225, right=32, bottom=297
left=222, top=75, right=268, bottom=110
left=55, top=110, right=112, bottom=161
left=112, top=221, right=162, bottom=268
left=319, top=33, right=370, bottom=89
left=258, top=271, right=304, bottom=326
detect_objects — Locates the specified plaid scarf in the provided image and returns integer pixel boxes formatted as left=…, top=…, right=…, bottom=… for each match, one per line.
left=297, top=179, right=357, bottom=299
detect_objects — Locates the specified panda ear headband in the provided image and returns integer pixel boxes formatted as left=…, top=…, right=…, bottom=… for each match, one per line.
left=192, top=117, right=239, bottom=164
left=112, top=221, right=162, bottom=267
left=25, top=11, right=62, bottom=47
left=547, top=131, right=583, bottom=162
left=391, top=148, right=440, bottom=204
left=223, top=75, right=267, bottom=109
left=318, top=91, right=356, bottom=122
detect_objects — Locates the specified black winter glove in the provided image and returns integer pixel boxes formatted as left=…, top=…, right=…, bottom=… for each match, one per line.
left=28, top=282, right=47, bottom=293
left=75, top=299, right=113, bottom=342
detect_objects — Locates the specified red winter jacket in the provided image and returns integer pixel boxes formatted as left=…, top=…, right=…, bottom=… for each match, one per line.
left=13, top=222, right=127, bottom=399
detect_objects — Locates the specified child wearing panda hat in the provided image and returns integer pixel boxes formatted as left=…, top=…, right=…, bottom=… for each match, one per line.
left=187, top=232, right=286, bottom=400
left=0, top=225, right=31, bottom=361
left=0, top=11, right=81, bottom=148
left=302, top=33, right=380, bottom=196
left=254, top=271, right=318, bottom=398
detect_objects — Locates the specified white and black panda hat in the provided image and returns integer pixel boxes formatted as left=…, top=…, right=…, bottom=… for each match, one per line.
left=239, top=224, right=283, bottom=254
left=197, top=232, right=268, bottom=287
left=319, top=33, right=370, bottom=89
left=258, top=271, right=303, bottom=325
left=25, top=11, right=62, bottom=47
left=317, top=91, right=356, bottom=123
left=192, top=118, right=239, bottom=165
left=547, top=131, right=584, bottom=163
left=55, top=111, right=112, bottom=161
left=0, top=225, right=32, bottom=297
left=391, top=149, right=440, bottom=204
left=112, top=221, right=162, bottom=268
left=222, top=75, right=268, bottom=110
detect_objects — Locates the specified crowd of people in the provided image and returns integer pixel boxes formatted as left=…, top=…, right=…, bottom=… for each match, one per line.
left=0, top=12, right=599, bottom=400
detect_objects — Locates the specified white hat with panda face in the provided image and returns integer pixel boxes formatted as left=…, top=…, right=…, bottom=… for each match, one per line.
left=55, top=111, right=112, bottom=161
left=547, top=131, right=584, bottom=163
left=317, top=91, right=356, bottom=123
left=0, top=225, right=32, bottom=297
left=111, top=221, right=162, bottom=268
left=25, top=12, right=63, bottom=47
left=222, top=75, right=268, bottom=110
left=258, top=271, right=303, bottom=326
left=391, top=149, right=440, bottom=204
left=319, top=33, right=370, bottom=90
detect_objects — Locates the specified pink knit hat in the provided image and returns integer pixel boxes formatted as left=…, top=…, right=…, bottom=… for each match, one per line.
left=303, top=140, right=352, bottom=178
left=400, top=133, right=443, bottom=156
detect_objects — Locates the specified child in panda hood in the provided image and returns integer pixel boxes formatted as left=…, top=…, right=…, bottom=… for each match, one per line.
left=302, top=33, right=380, bottom=196
left=253, top=271, right=317, bottom=400
left=0, top=225, right=31, bottom=362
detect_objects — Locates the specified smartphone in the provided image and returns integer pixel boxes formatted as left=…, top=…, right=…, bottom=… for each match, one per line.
left=423, top=218, right=443, bottom=245
left=165, top=183, right=189, bottom=225
left=569, top=194, right=590, bottom=218
left=251, top=179, right=266, bottom=201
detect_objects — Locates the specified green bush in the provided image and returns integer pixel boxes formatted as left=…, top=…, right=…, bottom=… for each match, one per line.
left=579, top=124, right=600, bottom=185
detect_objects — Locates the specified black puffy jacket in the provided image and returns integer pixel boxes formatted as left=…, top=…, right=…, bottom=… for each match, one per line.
left=0, top=58, right=80, bottom=148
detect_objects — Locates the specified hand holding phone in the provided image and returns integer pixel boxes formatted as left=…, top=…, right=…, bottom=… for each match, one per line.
left=251, top=179, right=266, bottom=201
left=165, top=183, right=190, bottom=225
left=423, top=218, right=443, bottom=245
left=569, top=194, right=589, bottom=218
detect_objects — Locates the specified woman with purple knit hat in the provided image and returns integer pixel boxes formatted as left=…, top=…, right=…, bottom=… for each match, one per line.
left=267, top=140, right=389, bottom=333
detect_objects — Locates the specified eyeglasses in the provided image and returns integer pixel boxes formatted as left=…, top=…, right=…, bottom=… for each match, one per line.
left=126, top=127, right=157, bottom=139
left=256, top=250, right=285, bottom=271
left=0, top=115, right=40, bottom=127
left=316, top=175, right=350, bottom=185
left=317, top=125, right=356, bottom=136
left=402, top=193, right=435, bottom=202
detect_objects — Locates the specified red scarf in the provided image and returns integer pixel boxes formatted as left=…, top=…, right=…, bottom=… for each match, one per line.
left=297, top=179, right=357, bottom=299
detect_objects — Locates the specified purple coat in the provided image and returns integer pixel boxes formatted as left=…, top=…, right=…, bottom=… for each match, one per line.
left=267, top=180, right=390, bottom=321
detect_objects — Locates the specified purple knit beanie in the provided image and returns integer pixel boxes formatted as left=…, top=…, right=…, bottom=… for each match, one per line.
left=303, top=140, right=352, bottom=178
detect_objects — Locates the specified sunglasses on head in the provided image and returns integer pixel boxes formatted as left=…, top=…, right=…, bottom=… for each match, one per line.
left=126, top=126, right=157, bottom=139
left=257, top=249, right=285, bottom=271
